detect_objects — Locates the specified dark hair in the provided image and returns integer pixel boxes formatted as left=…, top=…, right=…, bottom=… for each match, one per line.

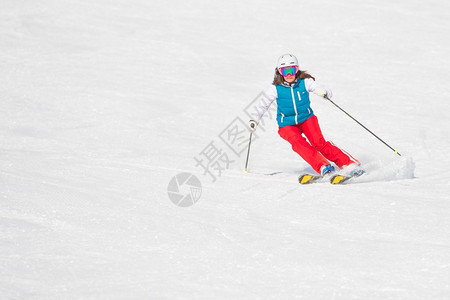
left=272, top=68, right=315, bottom=85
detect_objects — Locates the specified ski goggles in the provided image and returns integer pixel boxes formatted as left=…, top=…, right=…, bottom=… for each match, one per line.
left=279, top=65, right=298, bottom=76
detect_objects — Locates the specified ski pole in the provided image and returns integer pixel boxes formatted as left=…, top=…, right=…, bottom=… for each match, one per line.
left=325, top=95, right=401, bottom=156
left=243, top=132, right=253, bottom=173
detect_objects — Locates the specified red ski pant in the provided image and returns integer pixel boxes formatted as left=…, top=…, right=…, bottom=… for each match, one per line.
left=278, top=115, right=355, bottom=173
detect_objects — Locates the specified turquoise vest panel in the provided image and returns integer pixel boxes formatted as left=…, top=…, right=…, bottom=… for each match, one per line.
left=275, top=79, right=313, bottom=127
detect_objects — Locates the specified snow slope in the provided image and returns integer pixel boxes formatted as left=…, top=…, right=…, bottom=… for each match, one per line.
left=1, top=0, right=450, bottom=298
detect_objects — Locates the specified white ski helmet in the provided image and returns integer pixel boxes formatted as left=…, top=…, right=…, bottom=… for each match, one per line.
left=277, top=53, right=299, bottom=68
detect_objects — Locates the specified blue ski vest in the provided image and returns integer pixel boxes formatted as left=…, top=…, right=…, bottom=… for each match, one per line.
left=275, top=79, right=313, bottom=127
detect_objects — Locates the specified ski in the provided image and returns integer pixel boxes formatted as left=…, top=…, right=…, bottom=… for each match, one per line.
left=299, top=172, right=365, bottom=185
left=330, top=174, right=353, bottom=184
left=330, top=171, right=365, bottom=184
left=299, top=166, right=365, bottom=185
left=298, top=174, right=323, bottom=184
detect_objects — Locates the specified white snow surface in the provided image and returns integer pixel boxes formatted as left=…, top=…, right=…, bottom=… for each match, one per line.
left=1, top=0, right=450, bottom=299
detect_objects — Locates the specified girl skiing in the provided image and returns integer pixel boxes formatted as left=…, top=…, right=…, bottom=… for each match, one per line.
left=250, top=53, right=363, bottom=176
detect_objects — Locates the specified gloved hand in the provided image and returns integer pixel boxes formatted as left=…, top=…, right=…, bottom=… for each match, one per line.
left=313, top=87, right=333, bottom=99
left=249, top=119, right=258, bottom=132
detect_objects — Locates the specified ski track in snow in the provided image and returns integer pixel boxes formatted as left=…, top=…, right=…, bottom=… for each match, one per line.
left=1, top=0, right=450, bottom=299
